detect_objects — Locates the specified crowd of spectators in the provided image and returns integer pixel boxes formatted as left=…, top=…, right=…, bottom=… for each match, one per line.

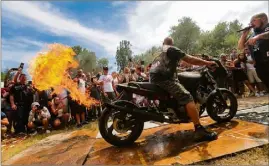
left=1, top=47, right=267, bottom=139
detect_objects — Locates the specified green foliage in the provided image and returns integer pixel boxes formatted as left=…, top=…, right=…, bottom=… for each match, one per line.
left=133, top=46, right=162, bottom=66
left=196, top=19, right=243, bottom=57
left=170, top=17, right=201, bottom=54
left=72, top=45, right=82, bottom=55
left=71, top=46, right=97, bottom=73
left=134, top=19, right=243, bottom=63
left=115, top=40, right=132, bottom=72
left=97, top=58, right=109, bottom=68
left=1, top=72, right=6, bottom=82
left=77, top=48, right=97, bottom=73
left=1, top=68, right=10, bottom=82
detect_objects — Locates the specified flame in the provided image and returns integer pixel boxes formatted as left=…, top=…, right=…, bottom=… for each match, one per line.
left=28, top=43, right=98, bottom=107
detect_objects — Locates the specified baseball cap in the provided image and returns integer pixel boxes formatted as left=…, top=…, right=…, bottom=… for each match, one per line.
left=31, top=102, right=40, bottom=108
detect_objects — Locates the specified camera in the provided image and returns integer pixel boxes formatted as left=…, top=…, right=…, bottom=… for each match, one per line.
left=131, top=68, right=135, bottom=74
left=129, top=58, right=132, bottom=62
left=37, top=105, right=44, bottom=110
left=19, top=63, right=24, bottom=69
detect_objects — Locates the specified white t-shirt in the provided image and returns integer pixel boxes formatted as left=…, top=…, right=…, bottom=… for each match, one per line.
left=78, top=78, right=86, bottom=94
left=113, top=77, right=119, bottom=86
left=246, top=55, right=255, bottom=70
left=99, top=75, right=114, bottom=92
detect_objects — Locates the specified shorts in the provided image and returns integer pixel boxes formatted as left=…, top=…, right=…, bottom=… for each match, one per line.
left=154, top=80, right=194, bottom=106
left=247, top=69, right=262, bottom=83
left=50, top=116, right=64, bottom=123
left=101, top=92, right=116, bottom=104
left=70, top=101, right=86, bottom=115
left=33, top=120, right=43, bottom=126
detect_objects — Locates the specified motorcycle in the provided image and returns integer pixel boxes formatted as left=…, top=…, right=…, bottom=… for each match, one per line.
left=98, top=66, right=238, bottom=147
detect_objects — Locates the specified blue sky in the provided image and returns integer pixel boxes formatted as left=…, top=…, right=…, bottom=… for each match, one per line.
left=1, top=1, right=268, bottom=77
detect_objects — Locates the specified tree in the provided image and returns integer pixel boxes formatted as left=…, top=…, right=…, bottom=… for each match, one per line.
left=1, top=70, right=7, bottom=82
left=97, top=58, right=109, bottom=68
left=76, top=48, right=97, bottom=73
left=196, top=19, right=243, bottom=57
left=72, top=45, right=82, bottom=55
left=115, top=40, right=132, bottom=72
left=170, top=17, right=201, bottom=54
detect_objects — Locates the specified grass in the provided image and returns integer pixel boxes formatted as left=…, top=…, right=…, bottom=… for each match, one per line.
left=1, top=121, right=98, bottom=162
left=195, top=144, right=269, bottom=165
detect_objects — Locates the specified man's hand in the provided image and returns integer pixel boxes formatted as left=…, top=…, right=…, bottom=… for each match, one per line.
left=11, top=104, right=17, bottom=110
left=245, top=35, right=260, bottom=46
left=242, top=29, right=251, bottom=37
left=205, top=61, right=218, bottom=67
left=103, top=92, right=108, bottom=97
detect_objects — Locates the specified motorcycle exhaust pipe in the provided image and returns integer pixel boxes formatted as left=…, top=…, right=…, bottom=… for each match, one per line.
left=104, top=103, right=165, bottom=122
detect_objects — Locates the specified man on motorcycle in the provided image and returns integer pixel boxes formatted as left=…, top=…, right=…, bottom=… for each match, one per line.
left=150, top=37, right=218, bottom=142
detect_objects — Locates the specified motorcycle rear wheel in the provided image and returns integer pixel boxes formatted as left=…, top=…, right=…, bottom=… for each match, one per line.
left=98, top=101, right=144, bottom=147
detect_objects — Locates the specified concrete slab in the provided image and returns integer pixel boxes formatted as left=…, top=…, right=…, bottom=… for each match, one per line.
left=85, top=118, right=268, bottom=165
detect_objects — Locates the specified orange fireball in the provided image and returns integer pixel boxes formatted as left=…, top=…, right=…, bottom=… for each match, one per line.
left=28, top=43, right=98, bottom=107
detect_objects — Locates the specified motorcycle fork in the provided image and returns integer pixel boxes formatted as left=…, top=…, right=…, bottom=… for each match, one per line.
left=215, top=89, right=228, bottom=108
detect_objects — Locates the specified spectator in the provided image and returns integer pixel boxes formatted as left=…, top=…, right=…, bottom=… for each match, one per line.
left=230, top=48, right=237, bottom=61
left=1, top=84, right=13, bottom=134
left=86, top=72, right=92, bottom=88
left=87, top=76, right=102, bottom=121
left=130, top=68, right=137, bottom=82
left=1, top=112, right=9, bottom=138
left=244, top=47, right=265, bottom=96
left=119, top=67, right=131, bottom=83
left=27, top=102, right=51, bottom=135
left=95, top=66, right=117, bottom=103
left=112, top=72, right=119, bottom=87
left=38, top=88, right=53, bottom=109
left=49, top=96, right=70, bottom=129
left=9, top=74, right=28, bottom=134
left=145, top=63, right=152, bottom=77
left=136, top=66, right=147, bottom=82
left=72, top=69, right=89, bottom=128
left=233, top=53, right=257, bottom=96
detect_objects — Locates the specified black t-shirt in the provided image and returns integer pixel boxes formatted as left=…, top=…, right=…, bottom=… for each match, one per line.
left=249, top=23, right=269, bottom=64
left=10, top=83, right=28, bottom=105
left=150, top=45, right=186, bottom=82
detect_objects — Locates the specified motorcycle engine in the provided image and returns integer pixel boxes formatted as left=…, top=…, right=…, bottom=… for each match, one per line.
left=196, top=88, right=208, bottom=104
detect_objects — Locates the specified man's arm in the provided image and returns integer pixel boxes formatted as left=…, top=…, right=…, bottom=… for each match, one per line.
left=28, top=111, right=34, bottom=122
left=9, top=95, right=17, bottom=110
left=256, top=31, right=269, bottom=40
left=182, top=55, right=214, bottom=66
left=245, top=30, right=269, bottom=46
left=50, top=104, right=58, bottom=115
left=238, top=30, right=251, bottom=51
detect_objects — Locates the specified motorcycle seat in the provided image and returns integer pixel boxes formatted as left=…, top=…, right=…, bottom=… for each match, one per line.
left=128, top=82, right=168, bottom=94
left=178, top=72, right=201, bottom=80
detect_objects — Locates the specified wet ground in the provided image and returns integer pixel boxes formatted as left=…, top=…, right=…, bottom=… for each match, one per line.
left=2, top=96, right=268, bottom=165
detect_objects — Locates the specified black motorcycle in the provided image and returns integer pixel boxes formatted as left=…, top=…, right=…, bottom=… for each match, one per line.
left=98, top=66, right=238, bottom=147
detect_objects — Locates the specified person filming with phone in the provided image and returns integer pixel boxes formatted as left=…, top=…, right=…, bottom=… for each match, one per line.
left=238, top=13, right=269, bottom=89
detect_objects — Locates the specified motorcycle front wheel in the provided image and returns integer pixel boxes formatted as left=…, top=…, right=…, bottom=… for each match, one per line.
left=98, top=101, right=144, bottom=147
left=206, top=89, right=238, bottom=123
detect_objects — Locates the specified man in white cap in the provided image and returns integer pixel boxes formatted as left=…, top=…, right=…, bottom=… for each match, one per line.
left=28, top=102, right=51, bottom=135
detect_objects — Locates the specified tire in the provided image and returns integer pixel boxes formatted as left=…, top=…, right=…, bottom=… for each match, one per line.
left=206, top=89, right=238, bottom=123
left=98, top=101, right=144, bottom=147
